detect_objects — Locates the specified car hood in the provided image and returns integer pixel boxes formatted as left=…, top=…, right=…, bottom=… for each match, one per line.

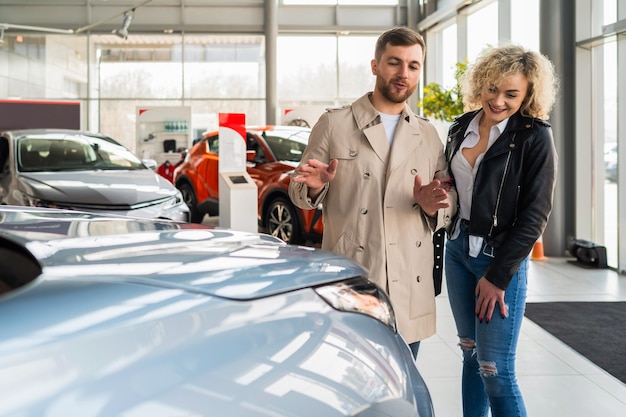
left=18, top=170, right=178, bottom=206
left=0, top=207, right=366, bottom=300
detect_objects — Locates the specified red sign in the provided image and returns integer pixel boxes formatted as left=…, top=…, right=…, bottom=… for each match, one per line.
left=219, top=113, right=246, bottom=142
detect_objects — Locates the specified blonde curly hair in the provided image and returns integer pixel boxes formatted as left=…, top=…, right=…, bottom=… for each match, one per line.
left=461, top=44, right=559, bottom=120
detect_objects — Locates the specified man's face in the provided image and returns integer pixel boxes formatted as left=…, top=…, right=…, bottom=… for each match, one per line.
left=371, top=43, right=423, bottom=104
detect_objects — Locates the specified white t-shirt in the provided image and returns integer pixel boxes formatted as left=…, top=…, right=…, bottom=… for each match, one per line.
left=380, top=112, right=402, bottom=145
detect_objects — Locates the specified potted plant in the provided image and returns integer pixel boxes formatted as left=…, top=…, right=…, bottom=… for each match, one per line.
left=419, top=60, right=467, bottom=123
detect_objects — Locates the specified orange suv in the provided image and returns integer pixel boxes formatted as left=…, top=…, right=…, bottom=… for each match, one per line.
left=173, top=126, right=323, bottom=244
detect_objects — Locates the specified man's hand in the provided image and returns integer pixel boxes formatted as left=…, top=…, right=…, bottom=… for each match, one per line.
left=475, top=277, right=508, bottom=323
left=413, top=174, right=451, bottom=217
left=291, top=159, right=338, bottom=198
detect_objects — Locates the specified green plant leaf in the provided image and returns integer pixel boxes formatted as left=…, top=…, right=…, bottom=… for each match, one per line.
left=418, top=60, right=467, bottom=122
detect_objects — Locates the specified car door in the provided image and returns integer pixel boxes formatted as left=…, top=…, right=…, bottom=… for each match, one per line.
left=194, top=135, right=220, bottom=202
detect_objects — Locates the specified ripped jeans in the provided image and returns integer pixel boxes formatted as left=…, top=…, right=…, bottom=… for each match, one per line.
left=445, top=224, right=528, bottom=417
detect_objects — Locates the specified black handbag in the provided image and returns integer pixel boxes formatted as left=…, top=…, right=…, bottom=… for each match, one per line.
left=569, top=239, right=608, bottom=268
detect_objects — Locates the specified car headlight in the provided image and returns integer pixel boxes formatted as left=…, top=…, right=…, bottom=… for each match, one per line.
left=163, top=191, right=185, bottom=209
left=315, top=277, right=397, bottom=333
left=20, top=193, right=62, bottom=209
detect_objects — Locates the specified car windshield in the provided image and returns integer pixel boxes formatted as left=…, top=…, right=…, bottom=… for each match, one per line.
left=262, top=129, right=309, bottom=162
left=17, top=133, right=146, bottom=172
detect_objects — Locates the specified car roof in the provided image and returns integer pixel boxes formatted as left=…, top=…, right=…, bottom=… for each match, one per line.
left=201, top=125, right=311, bottom=138
left=2, top=128, right=110, bottom=139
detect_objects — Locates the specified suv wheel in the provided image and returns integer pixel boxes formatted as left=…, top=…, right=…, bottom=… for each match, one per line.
left=179, top=183, right=203, bottom=223
left=264, top=197, right=301, bottom=244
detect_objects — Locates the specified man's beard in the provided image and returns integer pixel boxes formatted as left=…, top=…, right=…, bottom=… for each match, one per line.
left=378, top=78, right=416, bottom=104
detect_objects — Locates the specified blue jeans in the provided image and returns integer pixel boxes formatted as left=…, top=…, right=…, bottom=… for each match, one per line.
left=445, top=224, right=528, bottom=417
left=409, top=341, right=420, bottom=360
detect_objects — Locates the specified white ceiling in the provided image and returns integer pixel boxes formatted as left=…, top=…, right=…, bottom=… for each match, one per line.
left=0, top=0, right=409, bottom=36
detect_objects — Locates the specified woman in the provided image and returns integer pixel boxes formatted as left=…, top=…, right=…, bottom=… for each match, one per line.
left=444, top=44, right=558, bottom=417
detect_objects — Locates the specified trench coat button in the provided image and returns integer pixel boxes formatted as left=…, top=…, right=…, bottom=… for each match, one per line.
left=410, top=168, right=417, bottom=175
left=412, top=203, right=420, bottom=210
left=509, top=143, right=516, bottom=148
left=416, top=241, right=422, bottom=247
left=447, top=137, right=452, bottom=142
left=416, top=275, right=421, bottom=283
left=357, top=246, right=364, bottom=252
left=360, top=208, right=368, bottom=215
left=363, top=172, right=370, bottom=179
left=349, top=150, right=357, bottom=157
left=525, top=124, right=531, bottom=128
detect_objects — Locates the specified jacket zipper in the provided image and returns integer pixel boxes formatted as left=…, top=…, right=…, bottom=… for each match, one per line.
left=489, top=147, right=513, bottom=237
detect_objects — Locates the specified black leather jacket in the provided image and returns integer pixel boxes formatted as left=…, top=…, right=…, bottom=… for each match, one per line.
left=445, top=110, right=558, bottom=289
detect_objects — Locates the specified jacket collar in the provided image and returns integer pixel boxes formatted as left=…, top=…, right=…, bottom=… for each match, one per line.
left=351, top=93, right=380, bottom=130
left=352, top=93, right=426, bottom=172
left=351, top=92, right=419, bottom=130
left=451, top=109, right=542, bottom=135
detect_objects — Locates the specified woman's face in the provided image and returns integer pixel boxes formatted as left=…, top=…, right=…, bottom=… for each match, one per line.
left=480, top=73, right=529, bottom=125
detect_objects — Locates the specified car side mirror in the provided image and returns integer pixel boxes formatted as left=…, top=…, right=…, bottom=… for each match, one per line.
left=142, top=159, right=158, bottom=170
left=246, top=150, right=256, bottom=162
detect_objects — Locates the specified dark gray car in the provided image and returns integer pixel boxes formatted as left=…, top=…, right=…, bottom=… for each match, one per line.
left=0, top=129, right=189, bottom=221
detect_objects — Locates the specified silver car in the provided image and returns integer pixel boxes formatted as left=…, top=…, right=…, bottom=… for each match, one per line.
left=0, top=206, right=434, bottom=417
left=0, top=129, right=189, bottom=222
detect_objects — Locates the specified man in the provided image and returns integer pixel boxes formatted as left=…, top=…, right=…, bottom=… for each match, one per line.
left=288, top=26, right=456, bottom=357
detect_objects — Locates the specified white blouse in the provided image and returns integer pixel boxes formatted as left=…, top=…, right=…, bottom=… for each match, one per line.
left=450, top=111, right=509, bottom=257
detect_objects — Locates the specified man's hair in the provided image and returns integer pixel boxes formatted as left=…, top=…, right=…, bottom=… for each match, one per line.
left=375, top=27, right=426, bottom=61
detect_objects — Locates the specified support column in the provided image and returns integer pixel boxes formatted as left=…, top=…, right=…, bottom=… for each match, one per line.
left=617, top=0, right=626, bottom=272
left=265, top=0, right=278, bottom=125
left=540, top=0, right=576, bottom=256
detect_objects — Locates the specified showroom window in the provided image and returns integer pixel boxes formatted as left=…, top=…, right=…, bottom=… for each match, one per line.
left=573, top=0, right=621, bottom=270
left=182, top=36, right=264, bottom=100
left=98, top=35, right=184, bottom=100
left=466, top=1, right=498, bottom=63
left=283, top=1, right=398, bottom=4
left=277, top=34, right=377, bottom=125
left=94, top=34, right=266, bottom=151
left=277, top=36, right=337, bottom=101
left=337, top=36, right=378, bottom=98
left=511, top=0, right=539, bottom=51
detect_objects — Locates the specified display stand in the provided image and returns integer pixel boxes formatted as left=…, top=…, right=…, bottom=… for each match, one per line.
left=218, top=113, right=258, bottom=234
left=136, top=106, right=192, bottom=165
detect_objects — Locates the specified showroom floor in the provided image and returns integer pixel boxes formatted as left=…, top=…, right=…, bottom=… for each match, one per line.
left=419, top=257, right=626, bottom=417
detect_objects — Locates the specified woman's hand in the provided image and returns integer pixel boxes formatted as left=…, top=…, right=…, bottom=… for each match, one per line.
left=475, top=277, right=508, bottom=323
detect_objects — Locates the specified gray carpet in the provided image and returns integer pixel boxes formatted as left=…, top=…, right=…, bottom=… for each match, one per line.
left=524, top=301, right=626, bottom=384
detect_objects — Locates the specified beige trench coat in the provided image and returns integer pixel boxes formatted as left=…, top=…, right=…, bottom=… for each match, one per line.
left=289, top=93, right=456, bottom=343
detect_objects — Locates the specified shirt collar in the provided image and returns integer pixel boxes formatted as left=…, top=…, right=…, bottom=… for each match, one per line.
left=464, top=110, right=511, bottom=138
